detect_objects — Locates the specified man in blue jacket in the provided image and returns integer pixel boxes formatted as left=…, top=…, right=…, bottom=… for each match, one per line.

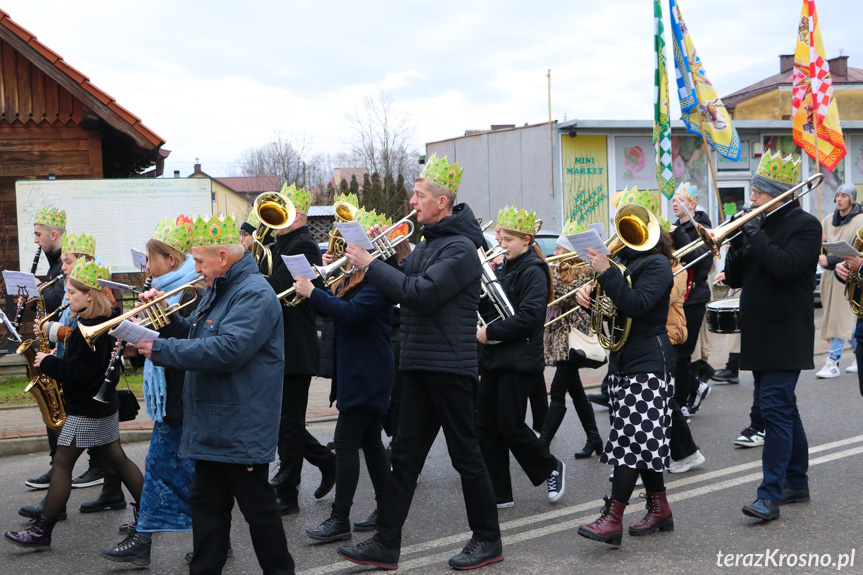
left=137, top=215, right=293, bottom=575
left=339, top=154, right=502, bottom=571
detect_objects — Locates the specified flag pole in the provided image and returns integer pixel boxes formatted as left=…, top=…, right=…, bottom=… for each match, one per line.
left=693, top=110, right=724, bottom=223
left=814, top=112, right=822, bottom=221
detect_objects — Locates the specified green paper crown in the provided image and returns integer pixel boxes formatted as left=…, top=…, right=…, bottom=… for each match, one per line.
left=152, top=214, right=194, bottom=254
left=354, top=208, right=391, bottom=232
left=70, top=257, right=110, bottom=290
left=334, top=193, right=359, bottom=208
left=246, top=205, right=261, bottom=229
left=35, top=206, right=66, bottom=228
left=560, top=219, right=586, bottom=237
left=280, top=183, right=311, bottom=214
left=497, top=205, right=538, bottom=236
left=756, top=150, right=801, bottom=186
left=619, top=186, right=660, bottom=216
left=61, top=232, right=95, bottom=257
left=192, top=214, right=240, bottom=247
left=420, top=153, right=464, bottom=194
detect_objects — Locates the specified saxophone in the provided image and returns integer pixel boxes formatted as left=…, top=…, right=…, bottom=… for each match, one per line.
left=16, top=278, right=67, bottom=430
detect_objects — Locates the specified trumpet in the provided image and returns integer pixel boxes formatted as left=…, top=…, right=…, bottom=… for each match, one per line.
left=250, top=192, right=297, bottom=276
left=78, top=276, right=204, bottom=350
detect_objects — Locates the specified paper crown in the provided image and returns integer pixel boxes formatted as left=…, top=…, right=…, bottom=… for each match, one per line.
left=35, top=206, right=66, bottom=229
left=334, top=193, right=359, bottom=208
left=420, top=153, right=464, bottom=194
left=387, top=221, right=411, bottom=240
left=619, top=186, right=660, bottom=216
left=560, top=219, right=587, bottom=237
left=70, top=257, right=110, bottom=290
left=246, top=205, right=261, bottom=229
left=355, top=207, right=391, bottom=232
left=280, top=183, right=311, bottom=214
left=152, top=214, right=194, bottom=254
left=61, top=232, right=96, bottom=257
left=756, top=150, right=801, bottom=186
left=192, top=214, right=240, bottom=247
left=675, top=181, right=700, bottom=204
left=497, top=205, right=538, bottom=236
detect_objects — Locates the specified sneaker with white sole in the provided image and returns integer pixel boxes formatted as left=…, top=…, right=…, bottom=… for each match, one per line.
left=815, top=358, right=840, bottom=379
left=547, top=460, right=565, bottom=503
left=689, top=381, right=711, bottom=414
left=496, top=500, right=514, bottom=509
left=668, top=449, right=706, bottom=474
left=847, top=360, right=858, bottom=373
left=734, top=427, right=765, bottom=448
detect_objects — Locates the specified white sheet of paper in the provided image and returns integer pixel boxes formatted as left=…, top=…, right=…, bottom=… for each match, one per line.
left=588, top=223, right=607, bottom=241
left=336, top=221, right=375, bottom=251
left=108, top=320, right=159, bottom=344
left=0, top=309, right=21, bottom=341
left=281, top=254, right=318, bottom=280
left=822, top=241, right=862, bottom=257
left=98, top=279, right=137, bottom=292
left=567, top=229, right=610, bottom=257
left=131, top=248, right=148, bottom=270
left=2, top=271, right=40, bottom=297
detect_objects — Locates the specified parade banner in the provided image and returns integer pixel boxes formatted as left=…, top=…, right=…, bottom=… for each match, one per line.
left=654, top=0, right=674, bottom=199
left=561, top=135, right=609, bottom=229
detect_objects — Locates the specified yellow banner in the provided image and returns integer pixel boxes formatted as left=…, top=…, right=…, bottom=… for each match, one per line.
left=561, top=135, right=609, bottom=230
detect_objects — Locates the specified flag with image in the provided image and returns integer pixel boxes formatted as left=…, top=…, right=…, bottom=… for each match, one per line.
left=654, top=0, right=674, bottom=199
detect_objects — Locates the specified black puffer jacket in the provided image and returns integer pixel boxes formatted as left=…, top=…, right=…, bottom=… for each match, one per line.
left=365, top=203, right=485, bottom=379
left=597, top=249, right=675, bottom=375
left=672, top=211, right=713, bottom=307
left=41, top=247, right=65, bottom=313
left=480, top=248, right=549, bottom=373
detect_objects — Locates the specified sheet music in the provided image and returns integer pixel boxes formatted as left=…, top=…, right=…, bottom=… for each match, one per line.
left=131, top=248, right=148, bottom=270
left=335, top=221, right=375, bottom=251
left=281, top=254, right=318, bottom=280
left=2, top=271, right=40, bottom=297
left=0, top=309, right=21, bottom=341
left=567, top=229, right=610, bottom=257
left=588, top=223, right=607, bottom=241
left=108, top=320, right=159, bottom=344
left=822, top=241, right=862, bottom=257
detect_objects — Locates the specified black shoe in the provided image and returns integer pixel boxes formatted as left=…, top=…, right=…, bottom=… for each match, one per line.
left=71, top=466, right=106, bottom=488
left=277, top=497, right=299, bottom=515
left=185, top=545, right=233, bottom=565
left=306, top=516, right=352, bottom=543
left=779, top=486, right=810, bottom=505
left=338, top=536, right=399, bottom=570
left=712, top=369, right=739, bottom=384
left=353, top=509, right=378, bottom=532
left=100, top=531, right=151, bottom=566
left=314, top=463, right=336, bottom=499
left=448, top=538, right=504, bottom=570
left=742, top=498, right=780, bottom=520
left=80, top=473, right=126, bottom=513
left=18, top=497, right=66, bottom=521
left=574, top=435, right=603, bottom=459
left=268, top=465, right=287, bottom=488
left=586, top=393, right=610, bottom=408
left=24, top=468, right=53, bottom=490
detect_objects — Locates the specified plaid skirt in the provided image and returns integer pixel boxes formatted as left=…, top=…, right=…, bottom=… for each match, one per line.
left=58, top=412, right=120, bottom=448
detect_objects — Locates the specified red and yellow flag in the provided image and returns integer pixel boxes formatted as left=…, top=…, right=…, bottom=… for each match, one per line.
left=792, top=0, right=845, bottom=171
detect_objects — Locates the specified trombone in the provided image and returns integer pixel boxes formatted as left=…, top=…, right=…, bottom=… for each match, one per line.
left=250, top=192, right=297, bottom=276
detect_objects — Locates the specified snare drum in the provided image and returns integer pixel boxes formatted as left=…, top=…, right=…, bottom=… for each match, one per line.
left=705, top=298, right=740, bottom=334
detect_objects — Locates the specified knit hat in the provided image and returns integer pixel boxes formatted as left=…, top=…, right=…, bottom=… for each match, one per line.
left=751, top=151, right=801, bottom=198
left=240, top=221, right=256, bottom=235
left=836, top=182, right=857, bottom=204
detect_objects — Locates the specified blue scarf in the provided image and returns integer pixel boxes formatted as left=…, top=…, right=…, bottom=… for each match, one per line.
left=143, top=255, right=198, bottom=422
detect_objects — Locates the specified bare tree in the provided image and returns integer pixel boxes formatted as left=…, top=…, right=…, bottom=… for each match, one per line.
left=231, top=130, right=315, bottom=188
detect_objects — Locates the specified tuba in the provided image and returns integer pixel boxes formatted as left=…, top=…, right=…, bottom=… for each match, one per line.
left=250, top=192, right=297, bottom=276
left=476, top=245, right=512, bottom=345
left=844, top=228, right=863, bottom=317
left=327, top=200, right=359, bottom=259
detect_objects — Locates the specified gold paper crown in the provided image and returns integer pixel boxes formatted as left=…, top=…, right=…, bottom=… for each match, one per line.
left=35, top=206, right=66, bottom=229
left=61, top=232, right=96, bottom=257
left=192, top=214, right=240, bottom=247
left=281, top=183, right=311, bottom=214
left=619, top=186, right=660, bottom=216
left=497, top=205, right=538, bottom=236
left=69, top=257, right=110, bottom=290
left=756, top=151, right=801, bottom=186
left=152, top=214, right=194, bottom=254
left=420, top=153, right=464, bottom=194
left=560, top=219, right=586, bottom=237
left=334, top=193, right=359, bottom=208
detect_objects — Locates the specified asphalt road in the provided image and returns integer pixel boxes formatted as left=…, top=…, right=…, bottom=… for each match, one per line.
left=1, top=367, right=862, bottom=574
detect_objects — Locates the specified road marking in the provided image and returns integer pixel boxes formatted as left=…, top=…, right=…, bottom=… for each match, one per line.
left=297, top=436, right=863, bottom=574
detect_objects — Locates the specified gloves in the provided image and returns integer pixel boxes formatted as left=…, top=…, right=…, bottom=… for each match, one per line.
left=740, top=216, right=762, bottom=238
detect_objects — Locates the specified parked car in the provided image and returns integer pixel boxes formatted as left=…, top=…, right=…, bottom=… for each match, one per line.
left=483, top=230, right=559, bottom=258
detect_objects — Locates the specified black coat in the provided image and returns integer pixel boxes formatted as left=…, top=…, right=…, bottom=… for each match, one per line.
left=41, top=248, right=65, bottom=313
left=39, top=314, right=119, bottom=419
left=480, top=248, right=549, bottom=373
left=724, top=200, right=821, bottom=371
left=598, top=249, right=675, bottom=375
left=366, top=203, right=485, bottom=379
left=264, top=225, right=322, bottom=376
left=672, top=211, right=713, bottom=307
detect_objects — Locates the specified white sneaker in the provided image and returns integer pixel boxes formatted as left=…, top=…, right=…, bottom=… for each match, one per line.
left=816, top=358, right=840, bottom=379
left=668, top=449, right=706, bottom=474
left=734, top=427, right=765, bottom=448
left=496, top=500, right=514, bottom=509
left=847, top=360, right=858, bottom=373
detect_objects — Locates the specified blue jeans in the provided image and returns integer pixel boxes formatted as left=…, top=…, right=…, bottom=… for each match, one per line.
left=754, top=371, right=809, bottom=503
left=828, top=337, right=857, bottom=362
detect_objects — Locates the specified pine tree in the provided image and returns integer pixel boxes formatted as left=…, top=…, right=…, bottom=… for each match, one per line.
left=325, top=181, right=336, bottom=204
left=365, top=171, right=384, bottom=215
left=349, top=174, right=359, bottom=196
left=395, top=173, right=409, bottom=217
left=362, top=172, right=372, bottom=201
left=339, top=177, right=349, bottom=196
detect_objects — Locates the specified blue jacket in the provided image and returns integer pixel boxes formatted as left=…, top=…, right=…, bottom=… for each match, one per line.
left=151, top=253, right=285, bottom=465
left=308, top=281, right=393, bottom=414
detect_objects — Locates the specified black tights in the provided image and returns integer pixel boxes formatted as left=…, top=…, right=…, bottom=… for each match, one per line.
left=610, top=466, right=665, bottom=504
left=44, top=439, right=144, bottom=520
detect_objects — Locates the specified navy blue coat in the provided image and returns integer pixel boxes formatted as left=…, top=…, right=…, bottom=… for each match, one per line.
left=308, top=281, right=393, bottom=414
left=152, top=253, right=285, bottom=465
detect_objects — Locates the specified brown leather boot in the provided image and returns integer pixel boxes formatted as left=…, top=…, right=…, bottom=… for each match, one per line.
left=577, top=496, right=627, bottom=546
left=629, top=491, right=674, bottom=536
left=4, top=513, right=56, bottom=550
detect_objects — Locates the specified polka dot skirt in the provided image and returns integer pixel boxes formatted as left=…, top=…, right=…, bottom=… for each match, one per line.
left=599, top=372, right=673, bottom=472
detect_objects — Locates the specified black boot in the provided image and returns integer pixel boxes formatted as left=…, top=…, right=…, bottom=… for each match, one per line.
left=586, top=393, right=610, bottom=408
left=99, top=530, right=151, bottom=566
left=538, top=401, right=566, bottom=448
left=4, top=513, right=56, bottom=550
left=353, top=509, right=378, bottom=532
left=574, top=430, right=604, bottom=459
left=80, top=473, right=126, bottom=513
left=19, top=496, right=67, bottom=521
left=306, top=516, right=352, bottom=543
left=572, top=391, right=604, bottom=459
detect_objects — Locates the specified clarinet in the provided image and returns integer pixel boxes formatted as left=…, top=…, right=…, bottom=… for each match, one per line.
left=94, top=275, right=153, bottom=403
left=9, top=246, right=42, bottom=342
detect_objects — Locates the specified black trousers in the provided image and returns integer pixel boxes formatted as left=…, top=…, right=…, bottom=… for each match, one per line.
left=528, top=372, right=548, bottom=432
left=669, top=398, right=698, bottom=461
left=674, top=303, right=706, bottom=407
left=190, top=460, right=294, bottom=575
left=332, top=410, right=391, bottom=520
left=275, top=374, right=335, bottom=502
left=549, top=360, right=598, bottom=435
left=749, top=376, right=764, bottom=432
left=376, top=371, right=500, bottom=549
left=477, top=369, right=558, bottom=502
left=857, top=342, right=863, bottom=398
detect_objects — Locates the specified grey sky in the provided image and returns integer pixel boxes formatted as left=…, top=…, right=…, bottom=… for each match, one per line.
left=5, top=0, right=861, bottom=177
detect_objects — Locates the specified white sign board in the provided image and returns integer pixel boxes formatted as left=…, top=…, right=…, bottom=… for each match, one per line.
left=16, top=178, right=213, bottom=274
